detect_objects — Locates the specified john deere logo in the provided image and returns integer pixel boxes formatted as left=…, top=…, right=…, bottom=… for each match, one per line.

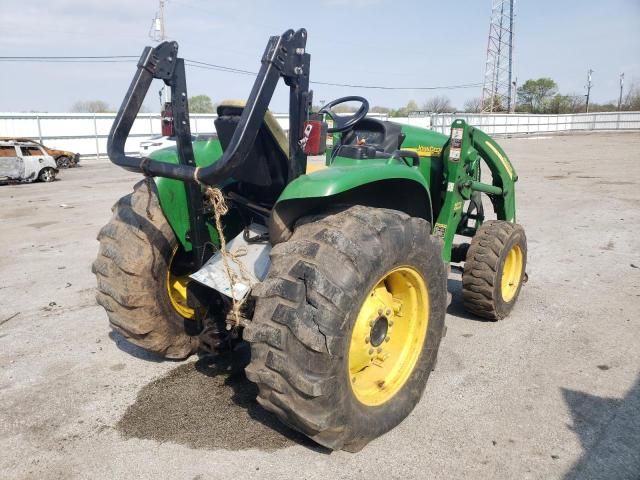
left=404, top=145, right=443, bottom=157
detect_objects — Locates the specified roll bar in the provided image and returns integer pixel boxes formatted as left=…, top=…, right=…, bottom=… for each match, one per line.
left=107, top=29, right=310, bottom=269
left=107, top=28, right=311, bottom=185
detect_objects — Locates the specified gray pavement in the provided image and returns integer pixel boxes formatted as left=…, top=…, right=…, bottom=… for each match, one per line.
left=1, top=132, right=639, bottom=479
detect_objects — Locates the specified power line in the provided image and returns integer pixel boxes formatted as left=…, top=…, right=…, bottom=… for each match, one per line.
left=0, top=58, right=137, bottom=63
left=0, top=55, right=482, bottom=90
left=183, top=59, right=482, bottom=90
left=311, top=80, right=482, bottom=91
left=0, top=55, right=137, bottom=59
left=184, top=59, right=255, bottom=76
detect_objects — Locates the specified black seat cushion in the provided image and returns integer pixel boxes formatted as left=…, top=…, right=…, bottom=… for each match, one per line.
left=214, top=105, right=289, bottom=205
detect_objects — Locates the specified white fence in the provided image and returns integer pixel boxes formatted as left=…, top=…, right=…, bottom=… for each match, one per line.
left=427, top=111, right=640, bottom=136
left=0, top=112, right=285, bottom=158
left=0, top=111, right=638, bottom=157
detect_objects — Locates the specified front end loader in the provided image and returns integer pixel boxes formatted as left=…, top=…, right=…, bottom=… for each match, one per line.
left=93, top=28, right=527, bottom=451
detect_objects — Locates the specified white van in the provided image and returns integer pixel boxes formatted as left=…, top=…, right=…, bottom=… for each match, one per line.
left=0, top=140, right=59, bottom=183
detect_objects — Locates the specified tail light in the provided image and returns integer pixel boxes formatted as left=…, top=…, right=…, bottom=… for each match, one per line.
left=161, top=102, right=174, bottom=137
left=301, top=118, right=327, bottom=156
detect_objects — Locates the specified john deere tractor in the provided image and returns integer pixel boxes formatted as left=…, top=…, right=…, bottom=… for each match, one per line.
left=93, top=29, right=527, bottom=451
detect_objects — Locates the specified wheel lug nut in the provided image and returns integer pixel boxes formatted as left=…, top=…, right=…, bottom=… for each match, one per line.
left=365, top=337, right=370, bottom=344
left=378, top=309, right=383, bottom=315
left=385, top=336, right=390, bottom=342
left=389, top=320, right=394, bottom=326
left=368, top=348, right=374, bottom=355
left=385, top=309, right=391, bottom=316
left=377, top=347, right=382, bottom=353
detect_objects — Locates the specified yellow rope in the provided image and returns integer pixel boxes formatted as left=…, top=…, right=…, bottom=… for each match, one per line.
left=204, top=186, right=251, bottom=327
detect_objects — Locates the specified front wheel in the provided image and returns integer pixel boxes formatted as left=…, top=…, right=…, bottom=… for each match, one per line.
left=244, top=206, right=447, bottom=451
left=38, top=167, right=56, bottom=182
left=56, top=156, right=71, bottom=168
left=462, top=220, right=527, bottom=319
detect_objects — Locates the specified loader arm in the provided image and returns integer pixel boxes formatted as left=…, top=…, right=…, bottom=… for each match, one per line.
left=434, top=119, right=518, bottom=261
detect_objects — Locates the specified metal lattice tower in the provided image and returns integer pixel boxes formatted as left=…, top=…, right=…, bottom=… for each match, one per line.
left=481, top=0, right=515, bottom=112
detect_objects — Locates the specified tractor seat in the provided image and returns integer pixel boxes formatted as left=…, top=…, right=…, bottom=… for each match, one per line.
left=214, top=100, right=290, bottom=204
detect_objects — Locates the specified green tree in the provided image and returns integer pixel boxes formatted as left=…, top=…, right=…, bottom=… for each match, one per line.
left=390, top=100, right=419, bottom=117
left=70, top=100, right=112, bottom=113
left=517, top=78, right=558, bottom=113
left=189, top=94, right=215, bottom=113
left=546, top=94, right=579, bottom=114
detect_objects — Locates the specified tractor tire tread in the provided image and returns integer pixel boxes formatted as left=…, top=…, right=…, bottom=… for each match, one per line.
left=92, top=179, right=197, bottom=359
left=246, top=205, right=447, bottom=451
left=462, top=220, right=526, bottom=320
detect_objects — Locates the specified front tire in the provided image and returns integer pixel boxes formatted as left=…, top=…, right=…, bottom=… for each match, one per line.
left=462, top=220, right=527, bottom=319
left=56, top=156, right=71, bottom=168
left=244, top=206, right=447, bottom=451
left=38, top=167, right=56, bottom=182
left=91, top=180, right=199, bottom=359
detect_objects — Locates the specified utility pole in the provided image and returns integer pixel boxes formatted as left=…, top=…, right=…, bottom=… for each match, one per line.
left=150, top=0, right=167, bottom=42
left=159, top=0, right=166, bottom=41
left=618, top=73, right=625, bottom=111
left=150, top=1, right=169, bottom=103
left=585, top=69, right=593, bottom=113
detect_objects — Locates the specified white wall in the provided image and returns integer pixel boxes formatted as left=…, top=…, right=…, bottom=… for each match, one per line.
left=426, top=111, right=640, bottom=136
left=1, top=111, right=638, bottom=157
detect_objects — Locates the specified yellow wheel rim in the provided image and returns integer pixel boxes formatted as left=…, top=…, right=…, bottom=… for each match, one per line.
left=166, top=246, right=195, bottom=319
left=348, top=266, right=429, bottom=406
left=501, top=244, right=524, bottom=302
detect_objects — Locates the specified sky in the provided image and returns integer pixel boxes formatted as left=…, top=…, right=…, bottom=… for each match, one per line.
left=1, top=0, right=639, bottom=113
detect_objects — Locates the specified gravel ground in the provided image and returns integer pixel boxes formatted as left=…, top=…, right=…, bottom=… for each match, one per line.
left=1, top=132, right=639, bottom=480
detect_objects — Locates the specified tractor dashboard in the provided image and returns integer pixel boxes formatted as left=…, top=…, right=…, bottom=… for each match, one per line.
left=337, top=118, right=405, bottom=158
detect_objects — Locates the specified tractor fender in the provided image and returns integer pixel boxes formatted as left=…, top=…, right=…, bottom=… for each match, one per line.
left=269, top=165, right=433, bottom=244
left=151, top=139, right=224, bottom=251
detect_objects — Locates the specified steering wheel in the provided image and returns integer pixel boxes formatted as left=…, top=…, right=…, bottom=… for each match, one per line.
left=318, top=96, right=369, bottom=133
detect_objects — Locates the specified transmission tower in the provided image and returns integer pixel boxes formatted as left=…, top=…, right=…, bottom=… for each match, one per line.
left=481, top=0, right=515, bottom=113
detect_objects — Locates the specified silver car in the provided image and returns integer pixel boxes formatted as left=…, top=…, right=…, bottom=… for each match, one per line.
left=0, top=140, right=58, bottom=183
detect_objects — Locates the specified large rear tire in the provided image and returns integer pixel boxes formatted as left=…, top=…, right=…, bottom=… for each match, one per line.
left=244, top=206, right=447, bottom=451
left=92, top=180, right=199, bottom=359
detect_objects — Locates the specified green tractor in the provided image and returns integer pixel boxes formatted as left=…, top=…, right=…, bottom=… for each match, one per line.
left=93, top=28, right=527, bottom=451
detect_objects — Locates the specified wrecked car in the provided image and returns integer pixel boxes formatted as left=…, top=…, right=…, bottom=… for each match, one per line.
left=0, top=137, right=80, bottom=168
left=0, top=140, right=58, bottom=183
